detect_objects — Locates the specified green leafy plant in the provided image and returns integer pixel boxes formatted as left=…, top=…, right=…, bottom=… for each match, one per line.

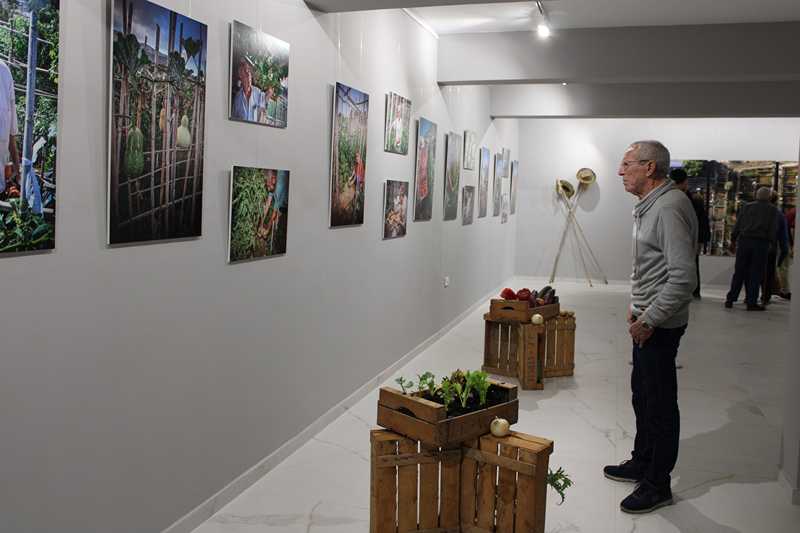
left=0, top=199, right=53, bottom=253
left=230, top=167, right=269, bottom=261
left=466, top=370, right=490, bottom=407
left=547, top=467, right=573, bottom=504
left=395, top=377, right=414, bottom=394
left=416, top=372, right=436, bottom=396
left=439, top=378, right=455, bottom=411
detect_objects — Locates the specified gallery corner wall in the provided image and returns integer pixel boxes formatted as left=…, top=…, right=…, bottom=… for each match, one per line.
left=0, top=1, right=518, bottom=532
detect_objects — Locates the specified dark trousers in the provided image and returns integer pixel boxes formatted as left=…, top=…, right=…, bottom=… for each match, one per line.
left=693, top=253, right=701, bottom=297
left=762, top=250, right=778, bottom=303
left=631, top=326, right=686, bottom=490
left=726, top=237, right=769, bottom=305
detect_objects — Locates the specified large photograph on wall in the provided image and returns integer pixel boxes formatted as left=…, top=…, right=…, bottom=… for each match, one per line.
left=383, top=179, right=408, bottom=239
left=492, top=153, right=502, bottom=216
left=478, top=147, right=489, bottom=218
left=228, top=166, right=288, bottom=263
left=384, top=92, right=411, bottom=155
left=443, top=132, right=462, bottom=221
left=109, top=0, right=207, bottom=245
left=330, top=82, right=369, bottom=227
left=229, top=20, right=289, bottom=128
left=510, top=160, right=519, bottom=214
left=0, top=0, right=59, bottom=254
left=413, top=117, right=436, bottom=221
left=463, top=130, right=477, bottom=170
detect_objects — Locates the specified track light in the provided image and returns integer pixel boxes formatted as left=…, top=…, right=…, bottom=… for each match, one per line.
left=535, top=1, right=551, bottom=39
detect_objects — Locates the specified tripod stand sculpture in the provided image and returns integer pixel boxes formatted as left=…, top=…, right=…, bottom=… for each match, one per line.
left=549, top=168, right=609, bottom=286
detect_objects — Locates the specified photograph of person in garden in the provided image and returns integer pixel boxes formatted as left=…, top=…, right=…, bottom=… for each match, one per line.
left=330, top=82, right=369, bottom=227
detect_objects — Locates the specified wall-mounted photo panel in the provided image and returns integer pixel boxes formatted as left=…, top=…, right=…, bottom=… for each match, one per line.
left=492, top=153, right=502, bottom=217
left=443, top=132, right=462, bottom=221
left=228, top=166, right=289, bottom=263
left=383, top=179, right=408, bottom=239
left=502, top=147, right=511, bottom=178
left=109, top=0, right=207, bottom=245
left=0, top=0, right=59, bottom=254
left=330, top=82, right=369, bottom=227
left=384, top=92, right=411, bottom=155
left=501, top=190, right=509, bottom=224
left=463, top=130, right=477, bottom=170
left=413, top=117, right=437, bottom=221
left=462, top=185, right=475, bottom=225
left=478, top=147, right=490, bottom=218
left=229, top=20, right=289, bottom=128
left=510, top=160, right=519, bottom=215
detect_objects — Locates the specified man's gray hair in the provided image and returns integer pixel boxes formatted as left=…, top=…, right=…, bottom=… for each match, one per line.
left=630, top=140, right=671, bottom=177
left=756, top=187, right=772, bottom=201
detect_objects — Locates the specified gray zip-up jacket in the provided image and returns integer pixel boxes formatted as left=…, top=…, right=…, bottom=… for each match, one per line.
left=631, top=180, right=699, bottom=329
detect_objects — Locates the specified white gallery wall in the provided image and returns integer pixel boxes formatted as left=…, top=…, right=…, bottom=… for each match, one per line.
left=515, top=117, right=800, bottom=285
left=0, top=1, right=518, bottom=532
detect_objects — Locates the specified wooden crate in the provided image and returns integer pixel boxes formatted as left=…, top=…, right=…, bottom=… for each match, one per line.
left=489, top=299, right=560, bottom=323
left=370, top=429, right=554, bottom=533
left=541, top=312, right=576, bottom=378
left=377, top=380, right=519, bottom=447
left=482, top=317, right=544, bottom=390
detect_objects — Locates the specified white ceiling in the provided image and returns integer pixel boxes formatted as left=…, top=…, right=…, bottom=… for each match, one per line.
left=410, top=0, right=800, bottom=34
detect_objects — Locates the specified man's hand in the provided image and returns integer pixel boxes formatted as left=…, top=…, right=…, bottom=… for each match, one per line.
left=627, top=308, right=635, bottom=325
left=629, top=320, right=654, bottom=347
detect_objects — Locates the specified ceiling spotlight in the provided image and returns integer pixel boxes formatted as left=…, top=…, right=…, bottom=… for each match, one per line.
left=534, top=1, right=551, bottom=39
left=537, top=23, right=551, bottom=38
left=561, top=82, right=567, bottom=86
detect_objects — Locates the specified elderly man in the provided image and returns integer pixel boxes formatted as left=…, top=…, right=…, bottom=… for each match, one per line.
left=0, top=58, right=20, bottom=196
left=604, top=140, right=698, bottom=514
left=725, top=187, right=780, bottom=311
left=231, top=57, right=270, bottom=123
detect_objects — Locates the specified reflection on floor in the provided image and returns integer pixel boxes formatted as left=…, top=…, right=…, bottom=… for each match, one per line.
left=192, top=280, right=800, bottom=533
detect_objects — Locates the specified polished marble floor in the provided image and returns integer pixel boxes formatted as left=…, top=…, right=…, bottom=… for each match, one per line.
left=193, top=280, right=799, bottom=533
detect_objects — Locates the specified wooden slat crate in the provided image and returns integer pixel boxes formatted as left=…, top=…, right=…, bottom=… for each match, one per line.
left=489, top=299, right=560, bottom=323
left=542, top=313, right=576, bottom=378
left=370, top=429, right=554, bottom=533
left=377, top=381, right=519, bottom=447
left=482, top=317, right=544, bottom=390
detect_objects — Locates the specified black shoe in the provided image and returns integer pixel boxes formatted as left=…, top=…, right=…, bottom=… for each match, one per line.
left=746, top=304, right=766, bottom=311
left=620, top=481, right=673, bottom=514
left=724, top=301, right=733, bottom=309
left=603, top=460, right=644, bottom=483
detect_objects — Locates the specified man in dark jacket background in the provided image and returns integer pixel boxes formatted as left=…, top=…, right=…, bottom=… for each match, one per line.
left=725, top=187, right=780, bottom=311
left=670, top=169, right=711, bottom=298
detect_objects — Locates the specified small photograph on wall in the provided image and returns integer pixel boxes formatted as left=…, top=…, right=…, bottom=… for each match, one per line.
left=0, top=0, right=59, bottom=254
left=502, top=148, right=511, bottom=178
left=330, top=82, right=369, bottom=227
left=383, top=179, right=408, bottom=239
left=229, top=20, right=289, bottom=128
left=228, top=166, right=289, bottom=263
left=413, top=117, right=437, bottom=221
left=443, top=132, right=462, bottom=221
left=492, top=153, right=503, bottom=217
left=462, top=185, right=475, bottom=225
left=463, top=130, right=477, bottom=170
left=384, top=92, right=411, bottom=155
left=510, top=160, right=519, bottom=215
left=109, top=0, right=207, bottom=245
left=478, top=147, right=490, bottom=218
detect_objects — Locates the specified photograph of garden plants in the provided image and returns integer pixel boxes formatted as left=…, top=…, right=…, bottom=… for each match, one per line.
left=462, top=185, right=474, bottom=225
left=443, top=132, right=461, bottom=221
left=109, top=0, right=207, bottom=245
left=0, top=0, right=59, bottom=254
left=384, top=91, right=410, bottom=155
left=493, top=153, right=502, bottom=216
left=229, top=20, right=289, bottom=128
left=383, top=179, right=408, bottom=240
left=463, top=130, right=477, bottom=170
left=510, top=159, right=519, bottom=215
left=413, top=117, right=436, bottom=222
left=478, top=147, right=489, bottom=218
left=330, top=82, right=368, bottom=227
left=228, top=165, right=288, bottom=263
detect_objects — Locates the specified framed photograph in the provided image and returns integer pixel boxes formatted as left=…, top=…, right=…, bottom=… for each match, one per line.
left=510, top=160, right=519, bottom=215
left=383, top=180, right=408, bottom=239
left=478, top=147, right=490, bottom=218
left=413, top=117, right=437, bottom=221
left=330, top=82, right=369, bottom=227
left=229, top=20, right=289, bottom=128
left=462, top=185, right=475, bottom=225
left=492, top=153, right=502, bottom=217
left=228, top=166, right=289, bottom=262
left=0, top=0, right=59, bottom=254
left=501, top=190, right=509, bottom=224
left=502, top=147, right=511, bottom=178
left=384, top=92, right=411, bottom=155
left=109, top=0, right=207, bottom=245
left=443, top=132, right=462, bottom=221
left=463, top=130, right=477, bottom=170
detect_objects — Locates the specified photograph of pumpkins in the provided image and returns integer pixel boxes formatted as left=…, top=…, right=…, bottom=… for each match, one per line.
left=382, top=179, right=408, bottom=240
left=0, top=0, right=59, bottom=254
left=228, top=166, right=288, bottom=263
left=330, top=82, right=368, bottom=227
left=109, top=0, right=207, bottom=245
left=443, top=132, right=462, bottom=221
left=228, top=20, right=289, bottom=128
left=413, top=117, right=436, bottom=221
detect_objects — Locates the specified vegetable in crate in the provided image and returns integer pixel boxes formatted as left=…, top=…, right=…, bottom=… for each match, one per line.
left=516, top=288, right=532, bottom=302
left=529, top=290, right=539, bottom=307
left=500, top=287, right=517, bottom=300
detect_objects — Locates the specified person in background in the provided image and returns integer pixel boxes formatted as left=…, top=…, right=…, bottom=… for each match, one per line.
left=761, top=192, right=790, bottom=305
left=604, top=140, right=697, bottom=514
left=725, top=187, right=780, bottom=311
left=670, top=168, right=710, bottom=298
left=777, top=205, right=795, bottom=300
left=0, top=58, right=20, bottom=197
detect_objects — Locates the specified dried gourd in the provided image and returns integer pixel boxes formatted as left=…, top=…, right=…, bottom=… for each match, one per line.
left=159, top=107, right=166, bottom=131
left=176, top=115, right=191, bottom=149
left=124, top=126, right=145, bottom=178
